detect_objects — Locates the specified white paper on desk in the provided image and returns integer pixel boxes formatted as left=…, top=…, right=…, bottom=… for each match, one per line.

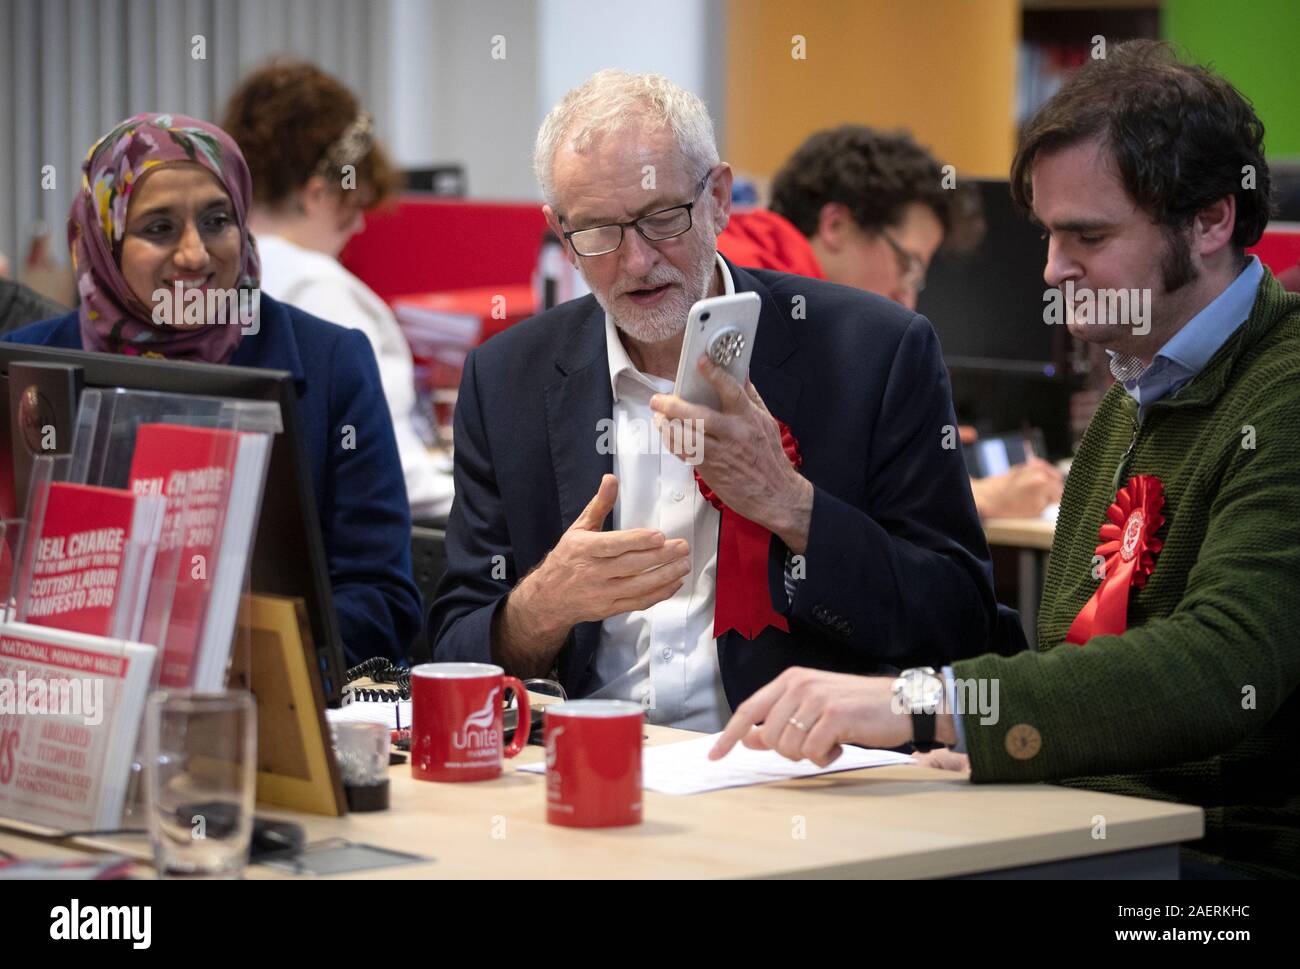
left=326, top=700, right=412, bottom=731
left=518, top=732, right=915, bottom=795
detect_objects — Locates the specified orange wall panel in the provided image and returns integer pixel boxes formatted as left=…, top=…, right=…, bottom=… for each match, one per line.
left=725, top=0, right=1019, bottom=182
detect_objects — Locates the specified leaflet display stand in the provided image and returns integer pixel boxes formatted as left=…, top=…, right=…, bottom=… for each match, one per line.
left=0, top=455, right=159, bottom=833
left=63, top=387, right=281, bottom=694
left=0, top=456, right=158, bottom=834
left=0, top=619, right=155, bottom=834
left=0, top=388, right=282, bottom=835
left=10, top=453, right=170, bottom=643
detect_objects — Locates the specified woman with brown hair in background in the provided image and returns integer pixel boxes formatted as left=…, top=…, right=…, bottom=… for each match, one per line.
left=222, top=60, right=453, bottom=522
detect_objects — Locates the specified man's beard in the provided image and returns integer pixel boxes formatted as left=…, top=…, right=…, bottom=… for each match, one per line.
left=1065, top=227, right=1200, bottom=339
left=1160, top=225, right=1199, bottom=293
left=591, top=252, right=717, bottom=346
left=1143, top=225, right=1201, bottom=339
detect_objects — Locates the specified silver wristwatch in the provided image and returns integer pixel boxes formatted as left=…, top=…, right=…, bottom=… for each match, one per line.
left=891, top=666, right=944, bottom=751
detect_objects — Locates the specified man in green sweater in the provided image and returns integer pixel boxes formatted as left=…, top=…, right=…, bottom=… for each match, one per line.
left=710, top=40, right=1300, bottom=878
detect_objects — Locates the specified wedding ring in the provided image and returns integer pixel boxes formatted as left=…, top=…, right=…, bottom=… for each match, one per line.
left=788, top=716, right=809, bottom=732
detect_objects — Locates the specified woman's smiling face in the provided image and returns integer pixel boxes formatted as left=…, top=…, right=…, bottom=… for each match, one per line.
left=119, top=162, right=242, bottom=329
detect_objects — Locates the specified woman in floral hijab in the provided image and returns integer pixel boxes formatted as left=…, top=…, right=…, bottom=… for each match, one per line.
left=4, top=112, right=424, bottom=665
left=69, top=112, right=260, bottom=363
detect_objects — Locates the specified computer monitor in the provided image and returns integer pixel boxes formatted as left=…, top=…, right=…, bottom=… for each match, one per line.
left=917, top=178, right=1068, bottom=371
left=1272, top=162, right=1300, bottom=222
left=917, top=178, right=1076, bottom=459
left=945, top=361, right=1076, bottom=461
left=0, top=343, right=346, bottom=705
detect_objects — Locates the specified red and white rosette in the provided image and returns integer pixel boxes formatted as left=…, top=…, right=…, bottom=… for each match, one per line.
left=694, top=419, right=803, bottom=640
left=1065, top=474, right=1166, bottom=645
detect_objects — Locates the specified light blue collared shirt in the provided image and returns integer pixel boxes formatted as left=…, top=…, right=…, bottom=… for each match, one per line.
left=1114, top=256, right=1263, bottom=422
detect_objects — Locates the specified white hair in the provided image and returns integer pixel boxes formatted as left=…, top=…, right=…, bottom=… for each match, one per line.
left=533, top=69, right=719, bottom=205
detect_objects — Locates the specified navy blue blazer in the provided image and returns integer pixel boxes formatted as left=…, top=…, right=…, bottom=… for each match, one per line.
left=2, top=294, right=423, bottom=665
left=429, top=259, right=997, bottom=708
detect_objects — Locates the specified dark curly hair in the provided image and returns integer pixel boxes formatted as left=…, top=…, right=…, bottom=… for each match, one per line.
left=220, top=59, right=400, bottom=210
left=1010, top=40, right=1272, bottom=252
left=769, top=125, right=984, bottom=252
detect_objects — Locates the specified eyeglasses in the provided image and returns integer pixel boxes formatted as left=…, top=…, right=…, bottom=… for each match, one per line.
left=881, top=229, right=928, bottom=294
left=561, top=170, right=713, bottom=257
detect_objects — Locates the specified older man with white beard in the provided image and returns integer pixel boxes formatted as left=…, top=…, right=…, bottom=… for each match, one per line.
left=428, top=70, right=999, bottom=733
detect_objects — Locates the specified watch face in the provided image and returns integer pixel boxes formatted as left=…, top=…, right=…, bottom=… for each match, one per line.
left=902, top=670, right=943, bottom=711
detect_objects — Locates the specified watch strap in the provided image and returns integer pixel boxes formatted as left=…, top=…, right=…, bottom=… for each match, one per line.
left=911, top=709, right=940, bottom=752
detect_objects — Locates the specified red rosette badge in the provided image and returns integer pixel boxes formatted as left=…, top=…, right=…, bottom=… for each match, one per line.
left=1066, top=474, right=1165, bottom=645
left=695, top=419, right=803, bottom=639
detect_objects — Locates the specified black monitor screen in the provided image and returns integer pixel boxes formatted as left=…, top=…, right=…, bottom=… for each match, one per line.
left=917, top=178, right=1068, bottom=374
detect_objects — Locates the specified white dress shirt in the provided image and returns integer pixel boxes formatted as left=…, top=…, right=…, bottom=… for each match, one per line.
left=586, top=255, right=735, bottom=731
left=255, top=234, right=454, bottom=520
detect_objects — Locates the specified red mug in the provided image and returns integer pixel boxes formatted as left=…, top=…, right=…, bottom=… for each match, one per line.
left=410, top=663, right=530, bottom=782
left=544, top=700, right=643, bottom=828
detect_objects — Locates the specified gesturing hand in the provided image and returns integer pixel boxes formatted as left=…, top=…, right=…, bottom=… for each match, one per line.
left=530, top=474, right=692, bottom=629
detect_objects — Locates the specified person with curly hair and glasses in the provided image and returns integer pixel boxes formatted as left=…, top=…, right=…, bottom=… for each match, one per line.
left=724, top=126, right=983, bottom=310
left=720, top=126, right=1064, bottom=521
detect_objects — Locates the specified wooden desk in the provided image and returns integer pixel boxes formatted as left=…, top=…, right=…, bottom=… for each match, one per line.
left=0, top=814, right=155, bottom=877
left=3, top=713, right=1202, bottom=879
left=983, top=516, right=1056, bottom=640
left=983, top=517, right=1055, bottom=552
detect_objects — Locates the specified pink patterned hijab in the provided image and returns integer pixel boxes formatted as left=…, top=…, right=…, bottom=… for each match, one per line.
left=68, top=113, right=260, bottom=363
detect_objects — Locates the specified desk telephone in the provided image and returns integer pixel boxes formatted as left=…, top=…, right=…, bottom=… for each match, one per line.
left=341, top=657, right=554, bottom=743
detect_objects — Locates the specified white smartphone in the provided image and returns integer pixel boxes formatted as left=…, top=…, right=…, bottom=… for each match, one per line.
left=671, top=292, right=761, bottom=411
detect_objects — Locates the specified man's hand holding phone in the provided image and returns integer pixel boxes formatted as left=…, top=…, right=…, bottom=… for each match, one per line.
left=651, top=354, right=814, bottom=554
